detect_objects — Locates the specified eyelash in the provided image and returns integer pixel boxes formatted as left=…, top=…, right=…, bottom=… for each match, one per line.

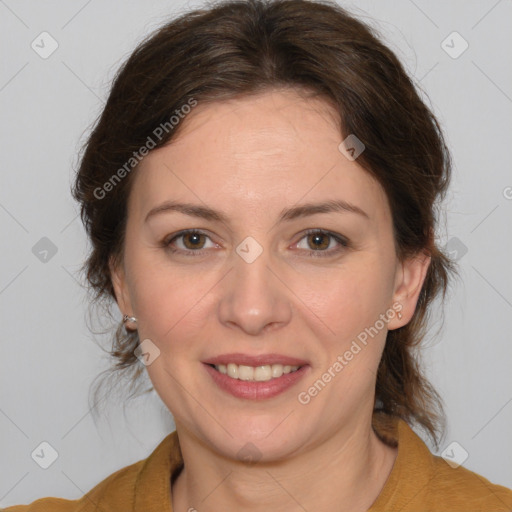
left=163, top=228, right=349, bottom=258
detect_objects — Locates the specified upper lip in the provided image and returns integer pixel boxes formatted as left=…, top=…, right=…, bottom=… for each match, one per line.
left=203, top=353, right=309, bottom=367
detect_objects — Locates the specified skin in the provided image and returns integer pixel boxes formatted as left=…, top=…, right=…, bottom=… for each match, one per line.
left=111, top=88, right=431, bottom=512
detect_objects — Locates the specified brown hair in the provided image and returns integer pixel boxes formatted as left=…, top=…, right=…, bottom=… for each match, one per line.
left=73, top=0, right=457, bottom=448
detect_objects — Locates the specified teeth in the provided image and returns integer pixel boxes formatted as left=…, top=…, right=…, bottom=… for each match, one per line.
left=214, top=363, right=300, bottom=381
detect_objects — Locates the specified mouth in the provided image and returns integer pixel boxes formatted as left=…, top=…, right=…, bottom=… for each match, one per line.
left=202, top=356, right=310, bottom=400
left=206, top=362, right=303, bottom=382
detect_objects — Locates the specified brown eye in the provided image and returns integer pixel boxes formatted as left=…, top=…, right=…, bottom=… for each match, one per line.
left=181, top=232, right=207, bottom=250
left=307, top=232, right=330, bottom=251
left=164, top=228, right=348, bottom=258
left=165, top=230, right=215, bottom=256
left=296, top=229, right=349, bottom=258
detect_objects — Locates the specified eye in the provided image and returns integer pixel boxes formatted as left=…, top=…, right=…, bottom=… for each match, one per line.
left=163, top=228, right=349, bottom=258
left=164, top=229, right=216, bottom=256
left=295, top=229, right=349, bottom=257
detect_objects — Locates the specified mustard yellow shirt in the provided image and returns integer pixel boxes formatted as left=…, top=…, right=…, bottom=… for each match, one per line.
left=3, top=413, right=512, bottom=511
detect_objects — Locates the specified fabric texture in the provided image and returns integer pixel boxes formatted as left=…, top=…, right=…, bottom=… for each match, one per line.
left=3, top=413, right=512, bottom=511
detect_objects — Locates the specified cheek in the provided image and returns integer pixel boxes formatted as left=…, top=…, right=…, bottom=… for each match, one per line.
left=126, top=249, right=216, bottom=356
left=300, top=259, right=393, bottom=339
left=127, top=264, right=212, bottom=403
left=300, top=258, right=395, bottom=392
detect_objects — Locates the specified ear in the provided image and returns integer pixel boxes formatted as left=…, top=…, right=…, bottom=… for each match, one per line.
left=387, top=249, right=431, bottom=330
left=109, top=254, right=133, bottom=317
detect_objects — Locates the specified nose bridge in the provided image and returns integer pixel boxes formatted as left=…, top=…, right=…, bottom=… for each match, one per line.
left=218, top=234, right=292, bottom=334
left=234, top=235, right=272, bottom=290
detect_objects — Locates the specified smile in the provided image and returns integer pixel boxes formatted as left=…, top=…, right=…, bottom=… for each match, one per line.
left=211, top=363, right=301, bottom=382
left=203, top=363, right=310, bottom=400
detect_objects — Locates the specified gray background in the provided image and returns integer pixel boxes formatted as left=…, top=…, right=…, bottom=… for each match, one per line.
left=1, top=0, right=511, bottom=506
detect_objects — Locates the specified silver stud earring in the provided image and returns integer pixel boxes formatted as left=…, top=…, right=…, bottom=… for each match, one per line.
left=397, top=311, right=403, bottom=320
left=123, top=315, right=138, bottom=329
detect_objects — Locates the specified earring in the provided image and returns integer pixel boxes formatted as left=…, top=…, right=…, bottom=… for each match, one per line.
left=397, top=311, right=403, bottom=320
left=123, top=315, right=138, bottom=329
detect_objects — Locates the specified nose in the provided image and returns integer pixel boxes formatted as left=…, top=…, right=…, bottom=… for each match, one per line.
left=218, top=242, right=292, bottom=336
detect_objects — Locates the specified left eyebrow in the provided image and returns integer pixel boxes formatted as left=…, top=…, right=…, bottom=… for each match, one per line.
left=278, top=199, right=369, bottom=222
left=144, top=198, right=369, bottom=224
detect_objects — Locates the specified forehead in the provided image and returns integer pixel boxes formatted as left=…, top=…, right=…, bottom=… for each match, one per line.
left=131, top=89, right=391, bottom=227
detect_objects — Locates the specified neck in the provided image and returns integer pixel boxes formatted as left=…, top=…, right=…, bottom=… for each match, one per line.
left=171, top=414, right=397, bottom=512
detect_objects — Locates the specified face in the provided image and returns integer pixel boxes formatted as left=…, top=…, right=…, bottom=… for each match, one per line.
left=111, top=88, right=430, bottom=461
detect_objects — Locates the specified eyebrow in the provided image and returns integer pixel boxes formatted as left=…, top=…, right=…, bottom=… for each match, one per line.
left=144, top=199, right=369, bottom=224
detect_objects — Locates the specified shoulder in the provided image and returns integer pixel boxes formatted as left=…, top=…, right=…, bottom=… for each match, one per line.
left=423, top=453, right=512, bottom=510
left=371, top=413, right=512, bottom=511
left=1, top=431, right=180, bottom=512
left=1, top=458, right=145, bottom=512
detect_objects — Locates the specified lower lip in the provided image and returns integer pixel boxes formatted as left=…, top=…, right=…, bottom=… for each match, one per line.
left=203, top=363, right=310, bottom=400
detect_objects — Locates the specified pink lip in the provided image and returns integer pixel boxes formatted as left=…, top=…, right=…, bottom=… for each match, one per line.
left=203, top=363, right=310, bottom=400
left=202, top=353, right=309, bottom=367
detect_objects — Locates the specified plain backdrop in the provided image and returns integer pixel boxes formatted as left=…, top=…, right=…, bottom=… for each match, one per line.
left=1, top=0, right=511, bottom=506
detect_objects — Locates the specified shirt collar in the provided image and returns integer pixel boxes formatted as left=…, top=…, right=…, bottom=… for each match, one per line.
left=369, top=412, right=436, bottom=510
left=134, top=429, right=183, bottom=511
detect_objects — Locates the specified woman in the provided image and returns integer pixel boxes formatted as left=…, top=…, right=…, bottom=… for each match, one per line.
left=5, top=0, right=512, bottom=510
